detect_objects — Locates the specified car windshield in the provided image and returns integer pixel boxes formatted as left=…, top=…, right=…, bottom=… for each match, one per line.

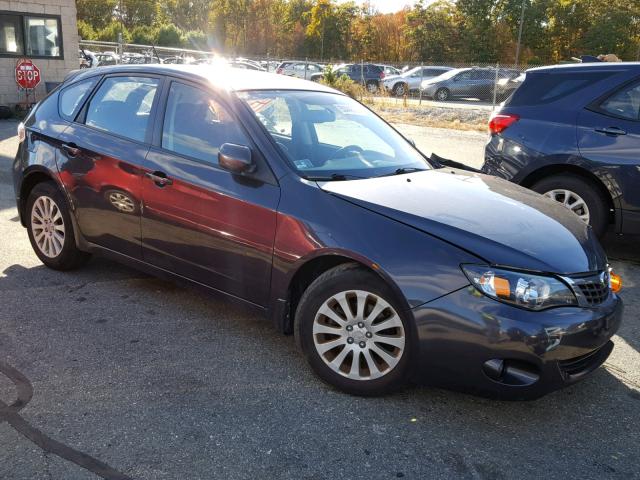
left=239, top=90, right=430, bottom=179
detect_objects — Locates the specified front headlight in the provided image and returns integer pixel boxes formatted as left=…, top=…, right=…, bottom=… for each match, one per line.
left=461, top=265, right=577, bottom=310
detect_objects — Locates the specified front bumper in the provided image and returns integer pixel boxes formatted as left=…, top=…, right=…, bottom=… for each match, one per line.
left=410, top=285, right=622, bottom=400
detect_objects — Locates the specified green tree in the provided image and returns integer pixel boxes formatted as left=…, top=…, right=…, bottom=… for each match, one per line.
left=131, top=25, right=158, bottom=45
left=95, top=21, right=131, bottom=42
left=77, top=20, right=96, bottom=41
left=184, top=30, right=209, bottom=50
left=76, top=0, right=117, bottom=30
left=156, top=23, right=185, bottom=47
left=405, top=0, right=460, bottom=62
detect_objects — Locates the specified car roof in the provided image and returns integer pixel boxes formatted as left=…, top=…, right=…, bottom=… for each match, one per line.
left=527, top=62, right=640, bottom=73
left=68, top=64, right=343, bottom=95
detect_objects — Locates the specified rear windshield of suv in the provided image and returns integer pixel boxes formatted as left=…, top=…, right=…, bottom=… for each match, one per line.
left=506, top=71, right=616, bottom=106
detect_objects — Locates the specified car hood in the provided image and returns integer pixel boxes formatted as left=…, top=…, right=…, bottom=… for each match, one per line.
left=319, top=169, right=606, bottom=275
left=383, top=74, right=402, bottom=83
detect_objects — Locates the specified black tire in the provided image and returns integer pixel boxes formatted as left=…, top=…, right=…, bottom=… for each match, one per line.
left=435, top=88, right=450, bottom=101
left=392, top=82, right=407, bottom=96
left=531, top=174, right=609, bottom=238
left=25, top=181, right=91, bottom=270
left=294, top=263, right=414, bottom=396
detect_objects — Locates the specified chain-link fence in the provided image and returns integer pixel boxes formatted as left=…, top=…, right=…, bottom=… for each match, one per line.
left=78, top=39, right=531, bottom=112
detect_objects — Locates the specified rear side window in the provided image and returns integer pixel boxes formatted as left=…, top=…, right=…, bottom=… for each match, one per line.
left=507, top=71, right=615, bottom=106
left=598, top=81, right=640, bottom=121
left=85, top=76, right=160, bottom=143
left=59, top=78, right=98, bottom=121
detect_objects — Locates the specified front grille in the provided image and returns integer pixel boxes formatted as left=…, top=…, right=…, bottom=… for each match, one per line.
left=576, top=281, right=609, bottom=305
left=570, top=272, right=610, bottom=306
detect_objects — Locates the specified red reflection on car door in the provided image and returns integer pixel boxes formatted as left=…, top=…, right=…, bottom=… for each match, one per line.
left=141, top=149, right=279, bottom=306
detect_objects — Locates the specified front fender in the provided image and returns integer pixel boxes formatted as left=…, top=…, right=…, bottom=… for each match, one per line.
left=269, top=177, right=479, bottom=319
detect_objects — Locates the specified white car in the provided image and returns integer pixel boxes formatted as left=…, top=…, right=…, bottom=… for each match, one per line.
left=383, top=66, right=453, bottom=96
left=276, top=61, right=324, bottom=80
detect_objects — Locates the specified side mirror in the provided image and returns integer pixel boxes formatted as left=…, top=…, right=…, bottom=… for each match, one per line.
left=218, top=143, right=255, bottom=175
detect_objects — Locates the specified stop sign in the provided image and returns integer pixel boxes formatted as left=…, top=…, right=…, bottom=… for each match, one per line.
left=15, top=59, right=41, bottom=89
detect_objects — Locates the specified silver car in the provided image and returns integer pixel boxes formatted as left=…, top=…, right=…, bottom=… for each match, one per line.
left=383, top=66, right=453, bottom=96
left=276, top=61, right=324, bottom=80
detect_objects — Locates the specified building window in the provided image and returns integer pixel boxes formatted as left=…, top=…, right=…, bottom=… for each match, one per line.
left=25, top=17, right=61, bottom=57
left=0, top=15, right=24, bottom=54
left=0, top=13, right=62, bottom=58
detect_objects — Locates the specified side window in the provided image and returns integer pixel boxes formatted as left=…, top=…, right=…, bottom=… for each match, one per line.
left=161, top=82, right=250, bottom=164
left=458, top=71, right=473, bottom=81
left=85, top=76, right=159, bottom=142
left=599, top=82, right=640, bottom=121
left=246, top=95, right=292, bottom=137
left=59, top=77, right=98, bottom=121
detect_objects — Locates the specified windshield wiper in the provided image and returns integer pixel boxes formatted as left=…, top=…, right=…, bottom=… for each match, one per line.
left=301, top=173, right=365, bottom=181
left=376, top=167, right=427, bottom=178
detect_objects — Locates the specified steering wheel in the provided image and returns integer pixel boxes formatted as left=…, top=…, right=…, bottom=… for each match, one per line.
left=327, top=144, right=365, bottom=162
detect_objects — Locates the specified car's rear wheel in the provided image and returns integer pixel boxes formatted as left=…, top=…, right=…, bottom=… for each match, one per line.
left=392, top=82, right=407, bottom=96
left=26, top=181, right=90, bottom=270
left=531, top=174, right=609, bottom=237
left=435, top=88, right=450, bottom=101
left=295, top=264, right=412, bottom=396
left=366, top=81, right=379, bottom=94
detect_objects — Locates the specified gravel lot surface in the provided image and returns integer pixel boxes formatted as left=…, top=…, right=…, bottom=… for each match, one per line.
left=1, top=120, right=639, bottom=479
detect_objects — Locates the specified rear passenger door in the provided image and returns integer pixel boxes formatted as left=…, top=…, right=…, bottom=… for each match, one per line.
left=577, top=79, right=640, bottom=232
left=140, top=80, right=280, bottom=306
left=57, top=74, right=162, bottom=258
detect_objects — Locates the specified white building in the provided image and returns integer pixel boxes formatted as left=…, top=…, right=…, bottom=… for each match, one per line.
left=0, top=0, right=78, bottom=107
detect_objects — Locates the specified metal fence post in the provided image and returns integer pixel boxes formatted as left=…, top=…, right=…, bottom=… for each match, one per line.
left=305, top=57, right=308, bottom=80
left=419, top=63, right=423, bottom=105
left=492, top=62, right=499, bottom=109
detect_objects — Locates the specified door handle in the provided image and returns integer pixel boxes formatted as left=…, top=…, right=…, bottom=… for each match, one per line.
left=61, top=142, right=80, bottom=157
left=595, top=126, right=627, bottom=136
left=145, top=171, right=173, bottom=187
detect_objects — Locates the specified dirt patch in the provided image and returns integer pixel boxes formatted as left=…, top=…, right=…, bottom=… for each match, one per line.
left=369, top=102, right=490, bottom=132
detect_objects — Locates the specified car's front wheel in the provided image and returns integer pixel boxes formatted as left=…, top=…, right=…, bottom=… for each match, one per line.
left=531, top=174, right=609, bottom=237
left=366, top=81, right=379, bottom=94
left=26, top=181, right=90, bottom=270
left=295, top=264, right=412, bottom=396
left=392, top=82, right=407, bottom=96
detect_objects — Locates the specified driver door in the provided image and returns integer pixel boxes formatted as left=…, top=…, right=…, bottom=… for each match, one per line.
left=140, top=80, right=280, bottom=306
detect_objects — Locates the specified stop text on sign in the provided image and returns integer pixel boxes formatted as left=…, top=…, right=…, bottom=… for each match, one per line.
left=15, top=59, right=42, bottom=89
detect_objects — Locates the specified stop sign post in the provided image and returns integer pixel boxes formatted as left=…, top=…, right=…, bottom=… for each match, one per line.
left=15, top=59, right=41, bottom=90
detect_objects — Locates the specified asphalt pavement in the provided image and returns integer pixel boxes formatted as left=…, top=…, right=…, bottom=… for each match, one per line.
left=1, top=120, right=639, bottom=479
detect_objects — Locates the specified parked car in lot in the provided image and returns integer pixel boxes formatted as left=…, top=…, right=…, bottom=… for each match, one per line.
left=275, top=61, right=324, bottom=79
left=229, top=60, right=266, bottom=71
left=484, top=62, right=640, bottom=238
left=14, top=65, right=622, bottom=399
left=378, top=64, right=401, bottom=77
left=421, top=67, right=517, bottom=101
left=495, top=72, right=525, bottom=101
left=383, top=66, right=453, bottom=96
left=310, top=63, right=385, bottom=92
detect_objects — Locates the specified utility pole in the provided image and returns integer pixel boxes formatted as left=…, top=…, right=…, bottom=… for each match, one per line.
left=514, top=0, right=526, bottom=67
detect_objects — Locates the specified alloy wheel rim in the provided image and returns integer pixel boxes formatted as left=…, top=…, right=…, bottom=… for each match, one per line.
left=436, top=89, right=448, bottom=100
left=367, top=83, right=377, bottom=93
left=31, top=195, right=65, bottom=258
left=396, top=84, right=405, bottom=96
left=312, top=290, right=405, bottom=381
left=108, top=191, right=135, bottom=213
left=543, top=189, right=590, bottom=224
